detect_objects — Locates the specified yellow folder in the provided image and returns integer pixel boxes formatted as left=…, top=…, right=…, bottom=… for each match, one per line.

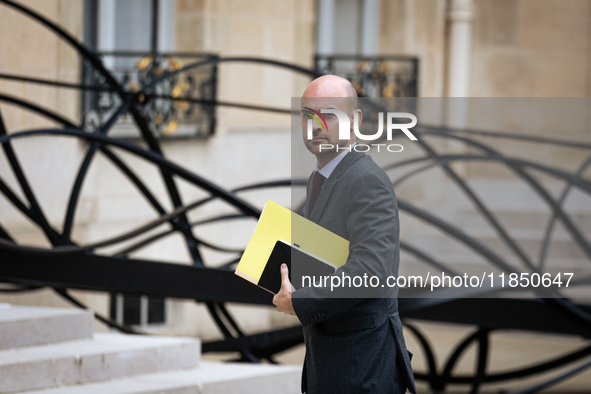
left=235, top=200, right=350, bottom=286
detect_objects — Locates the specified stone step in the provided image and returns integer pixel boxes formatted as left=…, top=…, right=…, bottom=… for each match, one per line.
left=0, top=333, right=200, bottom=393
left=440, top=178, right=591, bottom=211
left=401, top=203, right=591, bottom=233
left=441, top=207, right=589, bottom=232
left=0, top=305, right=93, bottom=350
left=16, top=361, right=301, bottom=394
left=400, top=250, right=589, bottom=273
left=404, top=227, right=591, bottom=261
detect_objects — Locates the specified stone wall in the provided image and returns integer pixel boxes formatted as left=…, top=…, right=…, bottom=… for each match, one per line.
left=0, top=0, right=312, bottom=338
left=0, top=0, right=589, bottom=352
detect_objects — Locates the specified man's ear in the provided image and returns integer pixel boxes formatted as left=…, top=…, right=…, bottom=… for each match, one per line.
left=353, top=109, right=363, bottom=127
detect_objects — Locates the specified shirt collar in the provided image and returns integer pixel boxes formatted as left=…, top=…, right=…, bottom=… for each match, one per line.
left=315, top=142, right=356, bottom=180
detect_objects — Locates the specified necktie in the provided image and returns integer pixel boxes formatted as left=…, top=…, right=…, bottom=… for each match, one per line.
left=309, top=171, right=326, bottom=215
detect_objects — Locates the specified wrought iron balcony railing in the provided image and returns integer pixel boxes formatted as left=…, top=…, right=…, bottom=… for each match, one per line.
left=315, top=54, right=419, bottom=98
left=81, top=51, right=218, bottom=139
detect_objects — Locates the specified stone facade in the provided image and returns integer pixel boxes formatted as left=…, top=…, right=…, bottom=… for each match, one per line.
left=0, top=1, right=590, bottom=391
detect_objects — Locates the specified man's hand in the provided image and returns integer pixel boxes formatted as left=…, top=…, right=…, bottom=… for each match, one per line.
left=272, top=264, right=296, bottom=316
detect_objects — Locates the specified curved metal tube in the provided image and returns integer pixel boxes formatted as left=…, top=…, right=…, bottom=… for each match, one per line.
left=387, top=153, right=591, bottom=262
left=413, top=129, right=591, bottom=266
left=402, top=323, right=440, bottom=389
left=538, top=154, right=591, bottom=272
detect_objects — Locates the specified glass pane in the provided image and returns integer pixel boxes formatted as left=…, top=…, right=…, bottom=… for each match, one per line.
left=148, top=297, right=166, bottom=324
left=123, top=295, right=141, bottom=325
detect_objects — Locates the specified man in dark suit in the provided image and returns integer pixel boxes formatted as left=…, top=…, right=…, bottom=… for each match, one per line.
left=273, top=75, right=416, bottom=394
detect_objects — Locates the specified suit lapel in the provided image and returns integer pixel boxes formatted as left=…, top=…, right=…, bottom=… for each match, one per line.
left=304, top=172, right=314, bottom=219
left=309, top=150, right=365, bottom=223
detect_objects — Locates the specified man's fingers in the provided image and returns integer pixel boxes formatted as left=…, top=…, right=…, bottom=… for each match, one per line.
left=272, top=265, right=294, bottom=316
left=280, top=263, right=288, bottom=279
left=281, top=263, right=291, bottom=289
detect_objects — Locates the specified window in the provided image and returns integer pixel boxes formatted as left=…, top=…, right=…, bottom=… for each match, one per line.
left=82, top=0, right=216, bottom=139
left=316, top=0, right=380, bottom=55
left=94, top=0, right=175, bottom=56
left=110, top=293, right=168, bottom=328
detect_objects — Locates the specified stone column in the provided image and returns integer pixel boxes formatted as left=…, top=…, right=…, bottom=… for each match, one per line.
left=445, top=0, right=474, bottom=98
left=444, top=0, right=474, bottom=174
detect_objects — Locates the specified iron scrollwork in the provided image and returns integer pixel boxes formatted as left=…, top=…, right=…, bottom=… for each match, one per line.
left=82, top=52, right=218, bottom=139
left=315, top=54, right=419, bottom=98
left=1, top=1, right=591, bottom=393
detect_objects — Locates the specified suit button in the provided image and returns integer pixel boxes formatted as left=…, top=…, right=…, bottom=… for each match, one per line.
left=309, top=317, right=315, bottom=322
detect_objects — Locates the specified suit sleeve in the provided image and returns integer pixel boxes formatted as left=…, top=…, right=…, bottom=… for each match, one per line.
left=292, top=168, right=399, bottom=327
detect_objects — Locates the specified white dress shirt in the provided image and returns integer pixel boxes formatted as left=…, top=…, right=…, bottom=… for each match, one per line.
left=314, top=143, right=357, bottom=182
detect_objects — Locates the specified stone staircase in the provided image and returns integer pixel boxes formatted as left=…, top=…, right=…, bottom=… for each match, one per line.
left=0, top=304, right=300, bottom=394
left=399, top=179, right=591, bottom=277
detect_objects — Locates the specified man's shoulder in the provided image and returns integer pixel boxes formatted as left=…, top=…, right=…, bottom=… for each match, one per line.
left=341, top=153, right=391, bottom=186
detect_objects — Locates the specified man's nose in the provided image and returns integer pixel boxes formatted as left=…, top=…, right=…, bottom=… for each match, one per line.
left=305, top=119, right=321, bottom=135
left=310, top=117, right=324, bottom=131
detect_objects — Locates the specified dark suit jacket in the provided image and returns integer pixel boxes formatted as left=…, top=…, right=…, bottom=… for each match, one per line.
left=292, top=150, right=416, bottom=394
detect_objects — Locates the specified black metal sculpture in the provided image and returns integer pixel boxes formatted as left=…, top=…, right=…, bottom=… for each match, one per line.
left=0, top=1, right=590, bottom=393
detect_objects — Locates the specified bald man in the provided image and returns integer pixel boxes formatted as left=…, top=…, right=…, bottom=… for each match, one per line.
left=273, top=75, right=416, bottom=394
